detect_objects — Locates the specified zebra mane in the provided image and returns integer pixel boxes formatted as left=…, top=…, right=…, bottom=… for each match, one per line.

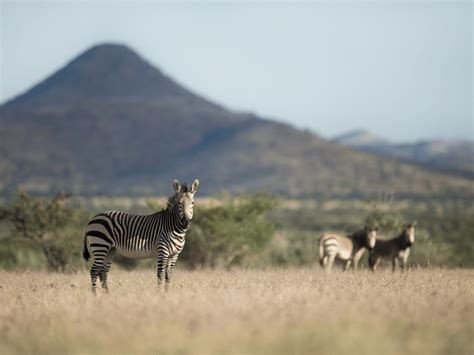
left=181, top=183, right=189, bottom=193
left=352, top=229, right=374, bottom=248
left=396, top=228, right=413, bottom=248
left=351, top=229, right=366, bottom=240
left=165, top=195, right=179, bottom=210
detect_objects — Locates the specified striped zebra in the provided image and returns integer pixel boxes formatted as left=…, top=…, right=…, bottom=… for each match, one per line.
left=368, top=222, right=416, bottom=272
left=83, top=179, right=199, bottom=293
left=319, top=226, right=378, bottom=272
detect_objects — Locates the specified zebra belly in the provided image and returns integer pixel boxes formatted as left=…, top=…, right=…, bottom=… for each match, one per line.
left=115, top=246, right=156, bottom=259
left=337, top=248, right=352, bottom=260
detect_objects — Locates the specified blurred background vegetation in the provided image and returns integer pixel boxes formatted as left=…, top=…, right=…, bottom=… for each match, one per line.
left=0, top=191, right=472, bottom=271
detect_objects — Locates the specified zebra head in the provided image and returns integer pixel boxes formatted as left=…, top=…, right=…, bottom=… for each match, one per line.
left=364, top=226, right=378, bottom=250
left=172, top=179, right=200, bottom=221
left=403, top=221, right=416, bottom=245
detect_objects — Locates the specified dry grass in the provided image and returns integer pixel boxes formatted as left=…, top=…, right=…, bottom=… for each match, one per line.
left=0, top=268, right=473, bottom=355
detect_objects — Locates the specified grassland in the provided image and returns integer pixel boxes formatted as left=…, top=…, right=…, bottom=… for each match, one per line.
left=1, top=268, right=472, bottom=355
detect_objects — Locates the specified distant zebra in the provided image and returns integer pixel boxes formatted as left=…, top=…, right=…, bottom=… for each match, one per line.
left=83, top=179, right=199, bottom=293
left=368, top=222, right=416, bottom=272
left=319, top=226, right=378, bottom=272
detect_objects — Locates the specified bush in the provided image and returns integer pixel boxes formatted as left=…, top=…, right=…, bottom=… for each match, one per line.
left=364, top=199, right=404, bottom=234
left=177, top=192, right=278, bottom=268
left=0, top=191, right=88, bottom=271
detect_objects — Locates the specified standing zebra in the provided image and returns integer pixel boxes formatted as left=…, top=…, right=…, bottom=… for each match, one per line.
left=368, top=222, right=416, bottom=272
left=319, top=226, right=378, bottom=272
left=83, top=179, right=199, bottom=293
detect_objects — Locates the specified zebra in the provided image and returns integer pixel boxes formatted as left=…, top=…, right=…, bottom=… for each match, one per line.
left=319, top=226, right=378, bottom=272
left=82, top=179, right=199, bottom=293
left=368, top=221, right=416, bottom=272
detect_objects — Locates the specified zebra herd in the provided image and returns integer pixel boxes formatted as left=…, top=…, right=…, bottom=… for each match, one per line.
left=83, top=178, right=416, bottom=293
left=318, top=222, right=416, bottom=273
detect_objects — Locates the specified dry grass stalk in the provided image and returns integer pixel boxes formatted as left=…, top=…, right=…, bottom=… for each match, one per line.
left=0, top=268, right=472, bottom=355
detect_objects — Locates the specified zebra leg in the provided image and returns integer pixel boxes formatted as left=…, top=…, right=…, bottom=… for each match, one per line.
left=165, top=254, right=179, bottom=291
left=156, top=253, right=169, bottom=287
left=352, top=256, right=361, bottom=271
left=392, top=257, right=399, bottom=272
left=320, top=255, right=329, bottom=269
left=369, top=255, right=379, bottom=272
left=87, top=237, right=112, bottom=294
left=368, top=253, right=375, bottom=271
left=400, top=257, right=408, bottom=272
left=90, top=262, right=102, bottom=295
left=99, top=248, right=116, bottom=292
left=90, top=248, right=110, bottom=294
left=326, top=254, right=336, bottom=273
left=352, top=248, right=365, bottom=271
left=400, top=249, right=410, bottom=272
left=343, top=259, right=352, bottom=272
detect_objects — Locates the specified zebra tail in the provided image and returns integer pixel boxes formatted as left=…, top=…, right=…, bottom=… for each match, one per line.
left=318, top=237, right=324, bottom=267
left=83, top=235, right=90, bottom=261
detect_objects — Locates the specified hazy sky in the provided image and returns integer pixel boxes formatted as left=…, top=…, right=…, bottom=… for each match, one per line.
left=1, top=0, right=472, bottom=141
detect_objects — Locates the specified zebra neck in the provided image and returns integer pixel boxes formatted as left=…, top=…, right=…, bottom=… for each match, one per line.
left=351, top=231, right=366, bottom=249
left=165, top=198, right=189, bottom=234
left=396, top=233, right=412, bottom=249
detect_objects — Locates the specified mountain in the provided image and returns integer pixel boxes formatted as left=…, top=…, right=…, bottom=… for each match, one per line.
left=1, top=43, right=473, bottom=198
left=4, top=44, right=201, bottom=107
left=334, top=130, right=474, bottom=179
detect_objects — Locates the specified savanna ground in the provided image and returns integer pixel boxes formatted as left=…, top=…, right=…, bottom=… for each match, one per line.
left=1, top=268, right=473, bottom=355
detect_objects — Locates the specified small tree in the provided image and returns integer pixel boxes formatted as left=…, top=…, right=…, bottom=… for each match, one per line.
left=0, top=191, right=85, bottom=271
left=364, top=199, right=404, bottom=234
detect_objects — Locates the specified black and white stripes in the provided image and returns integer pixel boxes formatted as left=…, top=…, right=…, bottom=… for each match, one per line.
left=83, top=179, right=199, bottom=293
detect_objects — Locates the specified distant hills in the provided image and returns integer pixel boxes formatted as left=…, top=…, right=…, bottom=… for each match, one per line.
left=333, top=130, right=474, bottom=179
left=1, top=43, right=472, bottom=199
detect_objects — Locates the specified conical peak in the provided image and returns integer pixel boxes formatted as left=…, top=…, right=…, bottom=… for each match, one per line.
left=5, top=43, right=197, bottom=107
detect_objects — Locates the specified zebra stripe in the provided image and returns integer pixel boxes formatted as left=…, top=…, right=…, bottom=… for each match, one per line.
left=319, top=226, right=377, bottom=272
left=83, top=179, right=199, bottom=293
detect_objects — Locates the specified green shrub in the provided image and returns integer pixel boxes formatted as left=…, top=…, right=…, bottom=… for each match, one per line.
left=177, top=192, right=278, bottom=268
left=364, top=200, right=404, bottom=234
left=0, top=191, right=88, bottom=271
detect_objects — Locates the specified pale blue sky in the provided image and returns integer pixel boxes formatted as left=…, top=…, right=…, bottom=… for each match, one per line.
left=1, top=0, right=472, bottom=141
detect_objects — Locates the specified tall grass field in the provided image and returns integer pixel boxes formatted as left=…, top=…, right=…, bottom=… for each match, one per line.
left=1, top=268, right=472, bottom=355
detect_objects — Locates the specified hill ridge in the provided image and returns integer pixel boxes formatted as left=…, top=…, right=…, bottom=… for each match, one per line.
left=334, top=129, right=474, bottom=179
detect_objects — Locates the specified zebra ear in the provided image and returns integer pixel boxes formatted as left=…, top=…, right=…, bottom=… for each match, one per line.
left=191, top=179, right=200, bottom=193
left=173, top=179, right=182, bottom=193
